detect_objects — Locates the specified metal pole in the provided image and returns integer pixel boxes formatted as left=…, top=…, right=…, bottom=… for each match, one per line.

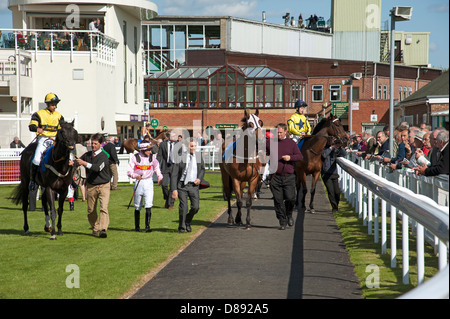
left=349, top=78, right=353, bottom=134
left=389, top=11, right=395, bottom=154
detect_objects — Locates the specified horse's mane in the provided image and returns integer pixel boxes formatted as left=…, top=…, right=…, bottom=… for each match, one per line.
left=312, top=117, right=331, bottom=135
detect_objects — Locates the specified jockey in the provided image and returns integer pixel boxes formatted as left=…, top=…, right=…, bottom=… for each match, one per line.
left=127, top=142, right=163, bottom=232
left=287, top=100, right=311, bottom=150
left=28, top=93, right=65, bottom=189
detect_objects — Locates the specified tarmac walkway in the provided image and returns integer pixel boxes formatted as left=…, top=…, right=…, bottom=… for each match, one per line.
left=131, top=178, right=362, bottom=299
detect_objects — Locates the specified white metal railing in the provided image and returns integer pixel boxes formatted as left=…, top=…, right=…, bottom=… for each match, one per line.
left=0, top=145, right=221, bottom=185
left=337, top=156, right=449, bottom=299
left=0, top=28, right=118, bottom=65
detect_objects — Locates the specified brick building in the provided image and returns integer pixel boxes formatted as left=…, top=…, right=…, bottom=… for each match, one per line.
left=145, top=50, right=442, bottom=135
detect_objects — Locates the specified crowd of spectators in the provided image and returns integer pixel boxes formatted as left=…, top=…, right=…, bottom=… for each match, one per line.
left=348, top=122, right=449, bottom=177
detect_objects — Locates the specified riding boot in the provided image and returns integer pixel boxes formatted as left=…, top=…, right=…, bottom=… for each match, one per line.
left=145, top=208, right=152, bottom=232
left=29, top=164, right=39, bottom=191
left=134, top=210, right=141, bottom=232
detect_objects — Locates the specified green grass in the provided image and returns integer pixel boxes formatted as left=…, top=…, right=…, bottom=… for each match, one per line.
left=333, top=195, right=441, bottom=299
left=0, top=172, right=227, bottom=299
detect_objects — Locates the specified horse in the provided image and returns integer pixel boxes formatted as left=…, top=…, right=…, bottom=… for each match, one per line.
left=219, top=109, right=265, bottom=229
left=119, top=130, right=169, bottom=154
left=10, top=121, right=78, bottom=239
left=295, top=115, right=348, bottom=213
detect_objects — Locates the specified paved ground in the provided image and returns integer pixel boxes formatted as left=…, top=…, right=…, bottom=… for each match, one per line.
left=131, top=179, right=362, bottom=299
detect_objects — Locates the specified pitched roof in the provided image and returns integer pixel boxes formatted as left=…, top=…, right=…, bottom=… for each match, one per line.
left=400, top=71, right=449, bottom=104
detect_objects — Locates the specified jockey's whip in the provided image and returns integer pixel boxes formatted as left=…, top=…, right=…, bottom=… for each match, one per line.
left=127, top=177, right=141, bottom=209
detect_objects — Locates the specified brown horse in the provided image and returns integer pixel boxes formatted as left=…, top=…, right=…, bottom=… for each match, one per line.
left=119, top=130, right=169, bottom=154
left=219, top=109, right=265, bottom=229
left=295, top=115, right=348, bottom=213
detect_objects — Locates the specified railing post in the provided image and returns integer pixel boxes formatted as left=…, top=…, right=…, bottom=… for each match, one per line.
left=417, top=223, right=425, bottom=285
left=391, top=206, right=397, bottom=268
left=402, top=212, right=409, bottom=284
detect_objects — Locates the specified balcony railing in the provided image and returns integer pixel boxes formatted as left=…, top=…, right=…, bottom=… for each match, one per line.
left=0, top=28, right=118, bottom=65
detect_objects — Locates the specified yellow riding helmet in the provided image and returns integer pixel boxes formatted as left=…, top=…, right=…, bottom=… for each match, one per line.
left=44, top=93, right=61, bottom=104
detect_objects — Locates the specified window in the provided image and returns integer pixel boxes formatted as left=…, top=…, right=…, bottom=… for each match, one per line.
left=383, top=85, right=388, bottom=100
left=398, top=86, right=402, bottom=101
left=408, top=87, right=412, bottom=97
left=312, top=85, right=323, bottom=102
left=403, top=86, right=407, bottom=100
left=330, top=85, right=341, bottom=101
left=377, top=85, right=382, bottom=100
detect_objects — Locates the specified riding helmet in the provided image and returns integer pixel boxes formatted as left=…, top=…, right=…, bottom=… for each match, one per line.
left=294, top=100, right=307, bottom=108
left=44, top=93, right=61, bottom=104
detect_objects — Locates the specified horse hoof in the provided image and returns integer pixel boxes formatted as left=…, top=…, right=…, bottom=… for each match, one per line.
left=310, top=209, right=315, bottom=214
left=44, top=226, right=52, bottom=233
left=24, top=230, right=31, bottom=236
left=245, top=225, right=251, bottom=230
left=57, top=231, right=63, bottom=236
left=50, top=235, right=57, bottom=240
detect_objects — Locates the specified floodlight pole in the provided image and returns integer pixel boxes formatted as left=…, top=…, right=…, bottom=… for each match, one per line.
left=389, top=9, right=396, bottom=154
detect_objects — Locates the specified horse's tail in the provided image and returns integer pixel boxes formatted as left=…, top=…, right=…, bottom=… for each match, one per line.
left=10, top=182, right=27, bottom=205
left=119, top=144, right=124, bottom=154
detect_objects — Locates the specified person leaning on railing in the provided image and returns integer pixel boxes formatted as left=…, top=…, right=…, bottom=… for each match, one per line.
left=414, top=130, right=449, bottom=176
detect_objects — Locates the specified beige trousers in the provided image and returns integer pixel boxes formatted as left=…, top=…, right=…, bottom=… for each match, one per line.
left=86, top=182, right=110, bottom=231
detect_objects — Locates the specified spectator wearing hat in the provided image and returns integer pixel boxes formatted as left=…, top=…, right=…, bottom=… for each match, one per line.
left=127, top=142, right=163, bottom=232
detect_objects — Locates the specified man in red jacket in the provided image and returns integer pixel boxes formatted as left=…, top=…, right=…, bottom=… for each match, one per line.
left=266, top=123, right=303, bottom=230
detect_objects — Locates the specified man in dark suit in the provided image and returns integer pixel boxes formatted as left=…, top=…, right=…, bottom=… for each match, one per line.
left=415, top=130, right=449, bottom=176
left=171, top=138, right=206, bottom=233
left=156, top=131, right=178, bottom=209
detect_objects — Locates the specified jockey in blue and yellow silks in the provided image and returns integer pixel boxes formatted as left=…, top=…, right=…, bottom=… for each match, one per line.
left=287, top=100, right=311, bottom=151
left=28, top=93, right=65, bottom=189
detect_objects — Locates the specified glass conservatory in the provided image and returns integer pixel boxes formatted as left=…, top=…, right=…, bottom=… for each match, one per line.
left=144, top=65, right=307, bottom=109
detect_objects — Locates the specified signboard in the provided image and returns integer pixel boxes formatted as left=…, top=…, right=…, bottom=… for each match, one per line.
left=332, top=102, right=348, bottom=118
left=130, top=115, right=139, bottom=122
left=215, top=124, right=239, bottom=129
left=150, top=118, right=159, bottom=128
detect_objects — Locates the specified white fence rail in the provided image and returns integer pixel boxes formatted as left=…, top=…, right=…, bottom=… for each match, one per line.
left=0, top=146, right=221, bottom=185
left=337, top=156, right=449, bottom=299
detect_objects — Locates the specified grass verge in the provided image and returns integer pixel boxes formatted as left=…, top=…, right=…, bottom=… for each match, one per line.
left=0, top=172, right=227, bottom=299
left=333, top=195, right=440, bottom=299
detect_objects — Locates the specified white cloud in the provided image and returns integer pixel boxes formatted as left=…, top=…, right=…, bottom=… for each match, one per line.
left=428, top=4, right=449, bottom=13
left=429, top=41, right=438, bottom=52
left=159, top=0, right=258, bottom=18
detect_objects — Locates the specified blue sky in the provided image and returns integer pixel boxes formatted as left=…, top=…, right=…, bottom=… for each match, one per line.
left=1, top=0, right=448, bottom=68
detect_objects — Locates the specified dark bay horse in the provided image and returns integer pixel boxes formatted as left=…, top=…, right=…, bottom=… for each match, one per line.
left=11, top=121, right=78, bottom=239
left=119, top=130, right=169, bottom=154
left=219, top=109, right=265, bottom=229
left=295, top=115, right=348, bottom=213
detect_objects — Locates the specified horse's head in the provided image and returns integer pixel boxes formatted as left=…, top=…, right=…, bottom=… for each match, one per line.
left=243, top=109, right=264, bottom=140
left=328, top=115, right=348, bottom=146
left=56, top=120, right=78, bottom=151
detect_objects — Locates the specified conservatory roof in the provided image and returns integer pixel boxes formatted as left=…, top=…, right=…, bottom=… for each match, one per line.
left=146, top=64, right=306, bottom=80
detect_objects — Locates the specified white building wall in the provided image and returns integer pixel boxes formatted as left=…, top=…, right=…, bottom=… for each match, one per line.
left=228, top=19, right=332, bottom=59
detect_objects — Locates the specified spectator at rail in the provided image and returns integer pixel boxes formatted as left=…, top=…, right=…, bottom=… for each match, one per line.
left=428, top=128, right=446, bottom=166
left=421, top=132, right=431, bottom=157
left=383, top=129, right=407, bottom=169
left=415, top=130, right=449, bottom=176
left=372, top=131, right=389, bottom=159
left=113, top=136, right=121, bottom=148
left=358, top=131, right=376, bottom=158
left=10, top=136, right=25, bottom=148
left=321, top=137, right=347, bottom=213
left=419, top=123, right=431, bottom=132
